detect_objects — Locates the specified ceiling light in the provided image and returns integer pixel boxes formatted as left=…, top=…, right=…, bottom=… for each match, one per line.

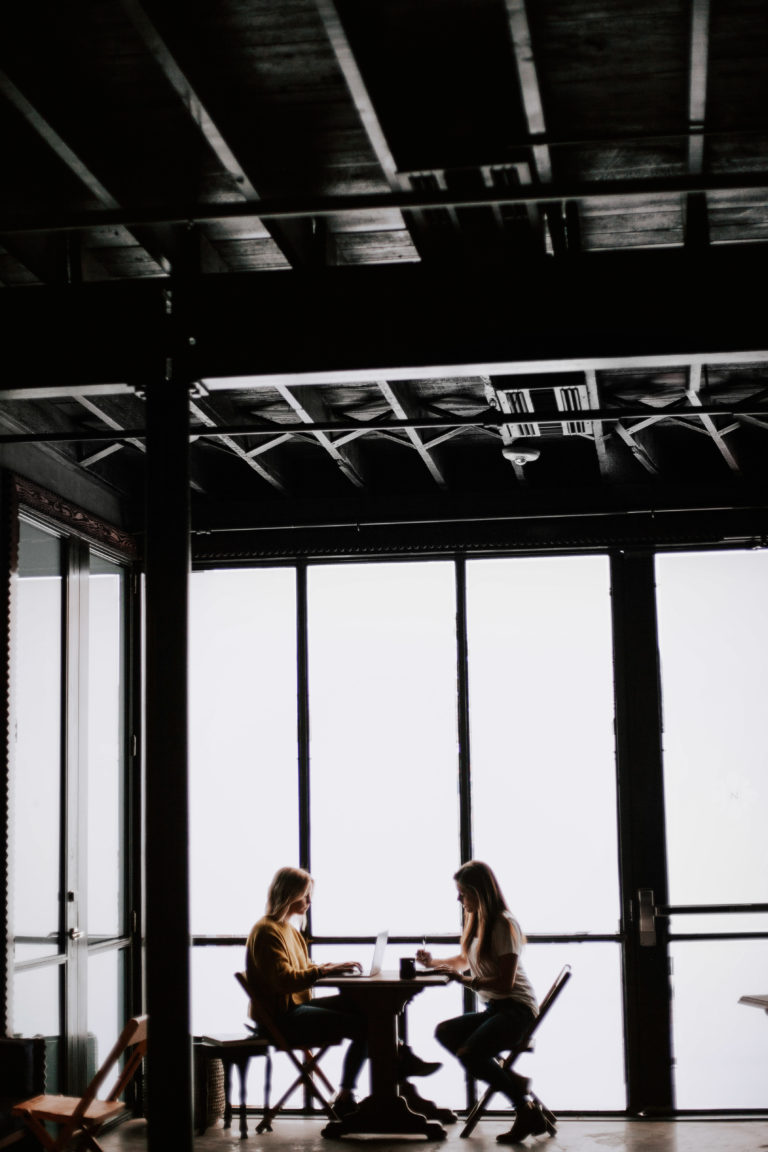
left=502, top=439, right=540, bottom=465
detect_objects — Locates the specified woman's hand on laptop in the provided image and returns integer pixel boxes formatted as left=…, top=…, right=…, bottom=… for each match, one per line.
left=320, top=961, right=363, bottom=976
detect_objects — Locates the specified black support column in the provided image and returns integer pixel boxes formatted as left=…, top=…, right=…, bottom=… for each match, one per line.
left=611, top=551, right=674, bottom=1114
left=144, top=281, right=193, bottom=1150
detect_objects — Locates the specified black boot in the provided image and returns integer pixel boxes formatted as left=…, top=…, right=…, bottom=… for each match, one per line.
left=495, top=1101, right=547, bottom=1143
left=397, top=1042, right=442, bottom=1078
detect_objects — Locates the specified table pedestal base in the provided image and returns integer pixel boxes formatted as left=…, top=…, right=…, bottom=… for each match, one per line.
left=322, top=1092, right=446, bottom=1140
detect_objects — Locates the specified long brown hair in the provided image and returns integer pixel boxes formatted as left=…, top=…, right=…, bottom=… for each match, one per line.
left=454, top=860, right=514, bottom=968
left=266, top=866, right=313, bottom=924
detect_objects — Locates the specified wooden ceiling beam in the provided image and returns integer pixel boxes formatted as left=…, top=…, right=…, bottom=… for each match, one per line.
left=377, top=380, right=448, bottom=488
left=0, top=66, right=174, bottom=278
left=4, top=172, right=768, bottom=234
left=3, top=250, right=768, bottom=387
left=584, top=369, right=610, bottom=477
left=685, top=0, right=712, bottom=248
left=273, top=382, right=366, bottom=488
left=0, top=71, right=136, bottom=282
left=688, top=0, right=711, bottom=172
left=8, top=398, right=768, bottom=447
left=613, top=423, right=660, bottom=475
left=686, top=363, right=741, bottom=473
left=502, top=0, right=562, bottom=254
left=312, top=0, right=438, bottom=262
left=117, top=0, right=316, bottom=269
left=188, top=399, right=287, bottom=492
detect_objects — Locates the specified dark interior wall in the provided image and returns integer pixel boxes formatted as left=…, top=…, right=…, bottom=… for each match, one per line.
left=0, top=445, right=127, bottom=530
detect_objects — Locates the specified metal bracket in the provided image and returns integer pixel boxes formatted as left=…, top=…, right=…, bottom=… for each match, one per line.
left=638, top=888, right=657, bottom=946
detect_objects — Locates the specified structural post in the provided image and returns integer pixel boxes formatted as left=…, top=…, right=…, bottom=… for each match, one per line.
left=144, top=284, right=193, bottom=1150
left=611, top=551, right=674, bottom=1114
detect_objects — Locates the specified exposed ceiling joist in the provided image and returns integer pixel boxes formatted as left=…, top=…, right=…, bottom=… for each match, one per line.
left=687, top=363, right=740, bottom=473
left=613, top=423, right=660, bottom=474
left=583, top=369, right=610, bottom=476
left=377, top=380, right=448, bottom=488
left=117, top=0, right=315, bottom=270
left=273, top=382, right=365, bottom=488
left=188, top=399, right=287, bottom=491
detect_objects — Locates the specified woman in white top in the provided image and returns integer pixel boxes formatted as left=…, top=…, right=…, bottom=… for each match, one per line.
left=416, top=860, right=546, bottom=1144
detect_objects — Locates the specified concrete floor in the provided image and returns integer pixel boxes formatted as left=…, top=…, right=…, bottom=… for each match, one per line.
left=101, top=1116, right=768, bottom=1152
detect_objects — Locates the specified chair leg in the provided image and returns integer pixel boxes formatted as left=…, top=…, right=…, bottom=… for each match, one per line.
left=81, top=1132, right=108, bottom=1152
left=13, top=1114, right=59, bottom=1152
left=530, top=1092, right=557, bottom=1136
left=460, top=1082, right=495, bottom=1138
left=222, top=1057, right=234, bottom=1130
left=236, top=1055, right=251, bottom=1139
left=302, top=1050, right=335, bottom=1095
left=0, top=1134, right=25, bottom=1150
left=256, top=1048, right=337, bottom=1133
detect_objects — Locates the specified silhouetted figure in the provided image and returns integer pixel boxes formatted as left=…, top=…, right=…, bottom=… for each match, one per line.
left=246, top=866, right=366, bottom=1116
left=417, top=860, right=545, bottom=1144
left=246, top=865, right=441, bottom=1119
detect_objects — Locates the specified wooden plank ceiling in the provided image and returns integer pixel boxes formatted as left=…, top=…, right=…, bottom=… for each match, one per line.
left=1, top=0, right=768, bottom=547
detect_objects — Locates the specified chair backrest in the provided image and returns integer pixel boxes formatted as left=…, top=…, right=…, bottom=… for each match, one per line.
left=78, top=1015, right=148, bottom=1117
left=235, top=971, right=290, bottom=1051
left=516, top=965, right=572, bottom=1053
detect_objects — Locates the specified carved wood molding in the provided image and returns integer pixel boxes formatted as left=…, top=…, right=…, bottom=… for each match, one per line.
left=9, top=474, right=139, bottom=559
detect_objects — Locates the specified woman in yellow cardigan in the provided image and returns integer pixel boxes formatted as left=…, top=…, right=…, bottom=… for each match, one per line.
left=246, top=866, right=366, bottom=1115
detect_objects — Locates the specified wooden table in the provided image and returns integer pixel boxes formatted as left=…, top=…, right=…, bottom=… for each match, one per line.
left=315, top=970, right=450, bottom=1140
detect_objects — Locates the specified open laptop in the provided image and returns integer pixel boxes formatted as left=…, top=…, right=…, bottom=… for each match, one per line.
left=341, top=929, right=388, bottom=977
left=368, top=929, right=388, bottom=976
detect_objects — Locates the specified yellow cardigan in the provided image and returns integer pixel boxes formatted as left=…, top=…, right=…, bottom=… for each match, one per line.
left=246, top=915, right=322, bottom=1020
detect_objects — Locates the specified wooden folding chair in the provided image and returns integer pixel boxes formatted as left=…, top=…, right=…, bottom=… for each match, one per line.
left=460, top=965, right=572, bottom=1138
left=235, top=971, right=340, bottom=1133
left=12, top=1015, right=147, bottom=1152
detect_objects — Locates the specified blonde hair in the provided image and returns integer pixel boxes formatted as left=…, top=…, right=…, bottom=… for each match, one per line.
left=454, top=860, right=515, bottom=968
left=266, top=866, right=313, bottom=924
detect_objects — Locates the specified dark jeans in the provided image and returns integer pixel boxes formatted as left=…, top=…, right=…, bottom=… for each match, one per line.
left=435, top=998, right=535, bottom=1107
left=280, top=994, right=368, bottom=1091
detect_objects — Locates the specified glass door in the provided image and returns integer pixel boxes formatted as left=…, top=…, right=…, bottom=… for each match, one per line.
left=10, top=516, right=132, bottom=1092
left=11, top=519, right=67, bottom=1083
left=655, top=549, right=768, bottom=1110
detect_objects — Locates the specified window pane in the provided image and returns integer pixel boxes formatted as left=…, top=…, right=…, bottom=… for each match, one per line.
left=467, top=556, right=619, bottom=934
left=189, top=568, right=299, bottom=935
left=12, top=520, right=64, bottom=957
left=13, top=965, right=61, bottom=1089
left=656, top=550, right=768, bottom=907
left=87, top=947, right=124, bottom=1078
left=88, top=557, right=126, bottom=938
left=308, top=562, right=460, bottom=936
left=670, top=939, right=768, bottom=1108
left=191, top=944, right=297, bottom=1108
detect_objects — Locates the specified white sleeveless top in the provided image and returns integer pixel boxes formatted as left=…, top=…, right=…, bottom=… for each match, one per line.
left=467, top=911, right=538, bottom=1015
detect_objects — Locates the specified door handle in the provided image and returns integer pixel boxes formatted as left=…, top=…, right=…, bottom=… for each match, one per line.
left=637, top=889, right=657, bottom=946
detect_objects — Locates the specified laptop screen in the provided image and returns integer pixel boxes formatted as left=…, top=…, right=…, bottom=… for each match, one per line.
left=369, top=930, right=388, bottom=976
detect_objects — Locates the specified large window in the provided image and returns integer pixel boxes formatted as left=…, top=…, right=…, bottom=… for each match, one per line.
left=188, top=567, right=299, bottom=941
left=307, top=561, right=460, bottom=937
left=466, top=556, right=623, bottom=1110
left=189, top=566, right=300, bottom=1105
left=656, top=550, right=768, bottom=1109
left=189, top=553, right=624, bottom=1112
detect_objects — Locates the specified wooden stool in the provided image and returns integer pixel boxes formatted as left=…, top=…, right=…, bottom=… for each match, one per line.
left=198, top=1034, right=272, bottom=1138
